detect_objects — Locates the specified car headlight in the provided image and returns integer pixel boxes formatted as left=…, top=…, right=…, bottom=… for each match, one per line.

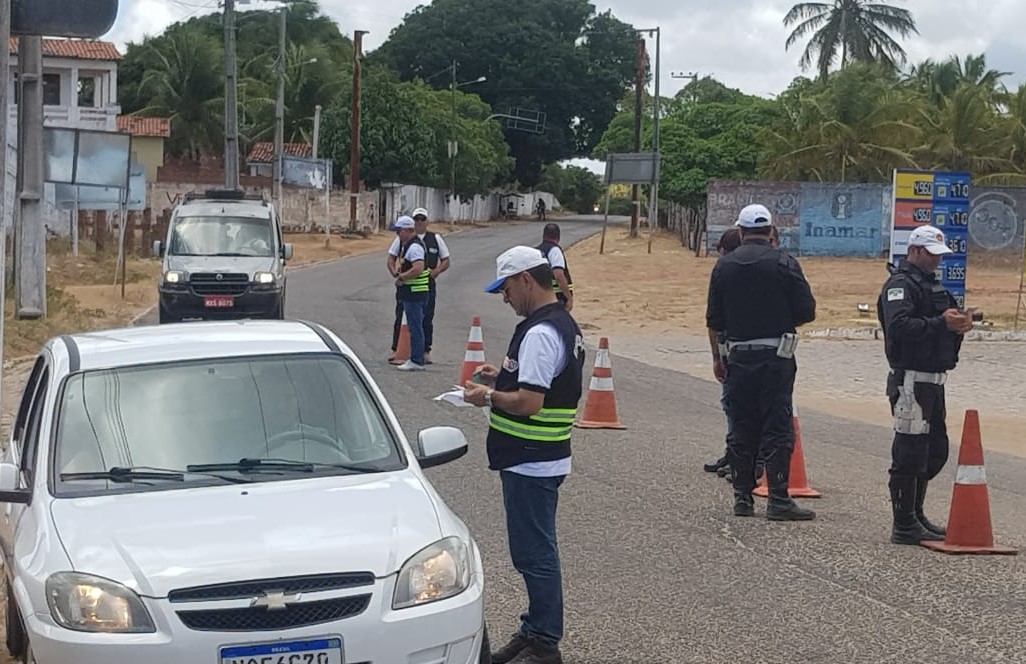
left=45, top=572, right=155, bottom=633
left=163, top=270, right=186, bottom=285
left=254, top=271, right=276, bottom=285
left=392, top=536, right=471, bottom=609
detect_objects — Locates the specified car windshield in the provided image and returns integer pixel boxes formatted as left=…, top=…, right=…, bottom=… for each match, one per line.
left=52, top=354, right=404, bottom=496
left=169, top=214, right=274, bottom=257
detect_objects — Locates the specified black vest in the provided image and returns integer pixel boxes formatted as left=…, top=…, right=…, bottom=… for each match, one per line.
left=537, top=240, right=573, bottom=293
left=422, top=232, right=441, bottom=270
left=486, top=303, right=585, bottom=471
left=398, top=236, right=430, bottom=300
left=878, top=261, right=961, bottom=372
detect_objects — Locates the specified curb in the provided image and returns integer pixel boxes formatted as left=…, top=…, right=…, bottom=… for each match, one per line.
left=806, top=327, right=1026, bottom=342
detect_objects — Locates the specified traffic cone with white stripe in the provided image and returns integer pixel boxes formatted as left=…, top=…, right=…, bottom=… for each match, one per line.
left=575, top=337, right=625, bottom=429
left=391, top=312, right=411, bottom=365
left=921, top=410, right=1017, bottom=555
left=753, top=405, right=821, bottom=498
left=458, top=317, right=486, bottom=385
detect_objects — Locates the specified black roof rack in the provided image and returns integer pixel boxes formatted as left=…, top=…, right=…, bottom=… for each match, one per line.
left=182, top=189, right=268, bottom=205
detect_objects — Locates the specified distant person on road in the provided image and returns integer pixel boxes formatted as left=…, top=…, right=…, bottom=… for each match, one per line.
left=391, top=216, right=430, bottom=371
left=706, top=203, right=817, bottom=521
left=463, top=246, right=585, bottom=664
left=411, top=207, right=450, bottom=364
left=537, top=223, right=574, bottom=312
left=535, top=198, right=547, bottom=220
left=877, top=225, right=971, bottom=545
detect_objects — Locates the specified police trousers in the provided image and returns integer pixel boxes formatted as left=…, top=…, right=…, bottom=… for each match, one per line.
left=886, top=371, right=949, bottom=480
left=724, top=349, right=796, bottom=495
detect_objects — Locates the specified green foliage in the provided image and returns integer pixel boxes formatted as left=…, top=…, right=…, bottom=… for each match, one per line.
left=537, top=164, right=604, bottom=213
left=371, top=0, right=638, bottom=185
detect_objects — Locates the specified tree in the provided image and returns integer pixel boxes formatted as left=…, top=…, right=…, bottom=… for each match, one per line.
left=371, top=0, right=637, bottom=185
left=784, top=0, right=918, bottom=80
left=537, top=164, right=603, bottom=213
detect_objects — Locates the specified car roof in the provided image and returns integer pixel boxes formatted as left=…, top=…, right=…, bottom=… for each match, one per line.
left=53, top=320, right=350, bottom=373
left=174, top=199, right=273, bottom=219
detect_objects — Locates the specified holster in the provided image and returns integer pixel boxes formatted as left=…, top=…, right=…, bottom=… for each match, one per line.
left=892, top=370, right=929, bottom=435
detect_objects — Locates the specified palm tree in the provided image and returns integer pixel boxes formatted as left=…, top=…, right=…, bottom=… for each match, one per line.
left=906, top=53, right=1009, bottom=108
left=784, top=1, right=918, bottom=80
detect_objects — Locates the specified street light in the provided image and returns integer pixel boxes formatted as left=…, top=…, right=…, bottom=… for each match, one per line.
left=448, top=61, right=486, bottom=217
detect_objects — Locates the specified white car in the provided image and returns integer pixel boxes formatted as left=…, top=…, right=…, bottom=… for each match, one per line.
left=0, top=320, right=489, bottom=664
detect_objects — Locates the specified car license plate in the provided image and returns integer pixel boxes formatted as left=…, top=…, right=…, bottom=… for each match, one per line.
left=204, top=296, right=235, bottom=308
left=220, top=637, right=343, bottom=664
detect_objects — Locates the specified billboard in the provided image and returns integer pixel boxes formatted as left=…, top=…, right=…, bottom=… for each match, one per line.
left=797, top=183, right=886, bottom=257
left=282, top=156, right=331, bottom=190
left=43, top=127, right=131, bottom=189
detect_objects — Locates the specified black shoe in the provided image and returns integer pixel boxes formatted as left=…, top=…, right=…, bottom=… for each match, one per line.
left=915, top=478, right=946, bottom=536
left=734, top=494, right=755, bottom=517
left=716, top=464, right=732, bottom=478
left=766, top=498, right=816, bottom=521
left=703, top=455, right=728, bottom=473
left=890, top=474, right=944, bottom=544
left=492, top=633, right=531, bottom=664
left=508, top=638, right=563, bottom=664
left=891, top=520, right=944, bottom=545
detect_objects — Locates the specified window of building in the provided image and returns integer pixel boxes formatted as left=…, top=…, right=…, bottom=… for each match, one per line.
left=43, top=73, right=61, bottom=106
left=77, top=77, right=96, bottom=107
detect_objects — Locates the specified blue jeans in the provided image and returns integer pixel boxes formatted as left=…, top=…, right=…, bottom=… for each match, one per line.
left=401, top=295, right=427, bottom=365
left=500, top=470, right=565, bottom=646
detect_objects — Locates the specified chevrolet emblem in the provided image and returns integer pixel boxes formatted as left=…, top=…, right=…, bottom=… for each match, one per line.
left=250, top=590, right=301, bottom=611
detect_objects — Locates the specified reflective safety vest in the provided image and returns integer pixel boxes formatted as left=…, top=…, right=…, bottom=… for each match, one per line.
left=537, top=240, right=574, bottom=294
left=399, top=237, right=430, bottom=298
left=486, top=303, right=585, bottom=470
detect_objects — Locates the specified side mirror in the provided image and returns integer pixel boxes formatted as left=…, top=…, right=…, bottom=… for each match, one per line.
left=282, top=243, right=293, bottom=261
left=415, top=427, right=468, bottom=469
left=152, top=240, right=164, bottom=257
left=0, top=463, right=30, bottom=504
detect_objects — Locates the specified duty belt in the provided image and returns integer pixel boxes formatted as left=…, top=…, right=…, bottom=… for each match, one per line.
left=726, top=337, right=780, bottom=352
left=898, top=369, right=947, bottom=385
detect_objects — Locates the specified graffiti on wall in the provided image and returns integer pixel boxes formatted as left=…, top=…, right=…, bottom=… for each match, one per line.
left=798, top=183, right=887, bottom=256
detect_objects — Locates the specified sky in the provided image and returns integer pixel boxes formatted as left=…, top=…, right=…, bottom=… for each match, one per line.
left=106, top=0, right=1026, bottom=173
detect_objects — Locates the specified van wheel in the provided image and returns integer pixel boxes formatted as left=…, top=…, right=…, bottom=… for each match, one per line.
left=158, top=303, right=177, bottom=324
left=479, top=625, right=491, bottom=664
left=5, top=579, right=26, bottom=658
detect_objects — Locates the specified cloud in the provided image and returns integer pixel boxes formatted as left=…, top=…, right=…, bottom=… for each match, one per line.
left=105, top=0, right=1026, bottom=96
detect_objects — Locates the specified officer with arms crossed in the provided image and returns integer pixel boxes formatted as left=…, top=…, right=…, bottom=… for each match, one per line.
left=706, top=204, right=817, bottom=520
left=463, top=246, right=585, bottom=664
left=536, top=223, right=574, bottom=311
left=878, top=225, right=972, bottom=545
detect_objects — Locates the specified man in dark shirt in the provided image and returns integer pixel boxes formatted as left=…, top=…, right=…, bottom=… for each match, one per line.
left=877, top=225, right=971, bottom=545
left=705, top=204, right=817, bottom=520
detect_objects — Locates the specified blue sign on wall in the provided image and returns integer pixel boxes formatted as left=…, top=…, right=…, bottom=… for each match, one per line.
left=797, top=184, right=885, bottom=257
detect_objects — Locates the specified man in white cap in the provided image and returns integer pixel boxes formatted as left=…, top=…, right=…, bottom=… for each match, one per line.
left=463, top=246, right=585, bottom=664
left=878, top=224, right=972, bottom=545
left=390, top=215, right=430, bottom=370
left=706, top=203, right=817, bottom=521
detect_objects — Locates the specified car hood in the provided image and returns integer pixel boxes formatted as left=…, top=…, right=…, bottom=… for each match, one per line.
left=166, top=255, right=277, bottom=276
left=49, top=473, right=442, bottom=597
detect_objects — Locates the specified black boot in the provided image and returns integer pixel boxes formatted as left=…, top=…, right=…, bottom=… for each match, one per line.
left=491, top=633, right=531, bottom=664
left=890, top=475, right=943, bottom=545
left=703, top=455, right=728, bottom=473
left=733, top=492, right=755, bottom=517
left=764, top=460, right=815, bottom=521
left=915, top=478, right=946, bottom=536
left=508, top=637, right=563, bottom=664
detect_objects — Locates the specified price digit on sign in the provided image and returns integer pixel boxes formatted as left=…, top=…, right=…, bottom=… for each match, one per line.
left=949, top=182, right=970, bottom=199
left=947, top=265, right=966, bottom=281
left=947, top=237, right=966, bottom=254
left=913, top=180, right=933, bottom=196
left=913, top=207, right=931, bottom=222
left=949, top=210, right=969, bottom=226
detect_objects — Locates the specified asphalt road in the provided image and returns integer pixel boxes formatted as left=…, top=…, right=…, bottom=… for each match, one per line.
left=194, top=218, right=1026, bottom=662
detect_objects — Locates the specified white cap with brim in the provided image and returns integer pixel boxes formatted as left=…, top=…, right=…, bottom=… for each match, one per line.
left=390, top=215, right=415, bottom=231
left=412, top=207, right=429, bottom=219
left=485, top=246, right=549, bottom=293
left=735, top=203, right=773, bottom=228
left=908, top=225, right=953, bottom=255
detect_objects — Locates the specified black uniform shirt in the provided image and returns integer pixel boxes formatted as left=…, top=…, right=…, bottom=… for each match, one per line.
left=705, top=237, right=816, bottom=340
left=877, top=260, right=962, bottom=372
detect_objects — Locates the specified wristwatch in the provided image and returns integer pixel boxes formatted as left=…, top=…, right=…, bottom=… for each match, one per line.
left=483, top=389, right=494, bottom=408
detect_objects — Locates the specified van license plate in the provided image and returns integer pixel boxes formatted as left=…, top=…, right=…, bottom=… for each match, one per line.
left=220, top=637, right=343, bottom=664
left=204, top=296, right=234, bottom=308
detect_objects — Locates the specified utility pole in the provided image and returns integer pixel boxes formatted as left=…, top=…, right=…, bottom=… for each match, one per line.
left=630, top=37, right=646, bottom=238
left=645, top=27, right=661, bottom=253
left=223, top=0, right=240, bottom=189
left=312, top=104, right=322, bottom=158
left=671, top=71, right=699, bottom=102
left=0, top=0, right=10, bottom=407
left=449, top=58, right=457, bottom=218
left=273, top=4, right=287, bottom=211
left=15, top=36, right=45, bottom=318
left=348, top=30, right=367, bottom=232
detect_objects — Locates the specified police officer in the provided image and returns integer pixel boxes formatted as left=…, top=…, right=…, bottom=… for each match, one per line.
left=391, top=216, right=430, bottom=371
left=412, top=208, right=450, bottom=364
left=705, top=204, right=817, bottom=520
left=537, top=223, right=573, bottom=311
left=463, top=246, right=585, bottom=664
left=878, top=225, right=972, bottom=545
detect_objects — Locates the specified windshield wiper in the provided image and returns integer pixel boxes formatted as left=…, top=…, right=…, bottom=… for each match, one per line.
left=187, top=457, right=374, bottom=474
left=61, top=466, right=252, bottom=484
left=209, top=252, right=250, bottom=257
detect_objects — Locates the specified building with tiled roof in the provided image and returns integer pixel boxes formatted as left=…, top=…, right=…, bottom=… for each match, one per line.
left=8, top=38, right=121, bottom=133
left=118, top=116, right=172, bottom=183
left=117, top=116, right=171, bottom=138
left=246, top=142, right=314, bottom=178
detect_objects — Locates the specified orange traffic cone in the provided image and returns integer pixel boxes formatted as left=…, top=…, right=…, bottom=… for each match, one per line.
left=575, top=337, right=625, bottom=429
left=458, top=317, right=486, bottom=385
left=921, top=410, right=1017, bottom=555
left=754, top=407, right=821, bottom=498
left=391, top=312, right=411, bottom=365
